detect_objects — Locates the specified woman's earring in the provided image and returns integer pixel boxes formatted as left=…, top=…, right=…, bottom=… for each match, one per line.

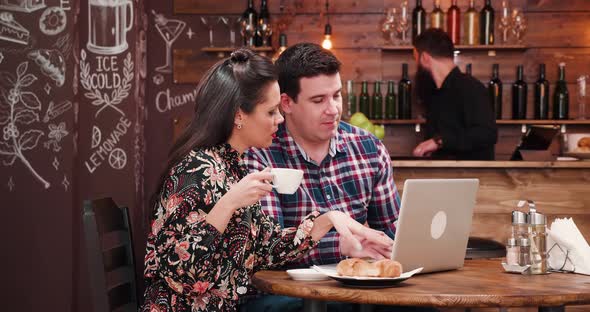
left=237, top=124, right=242, bottom=129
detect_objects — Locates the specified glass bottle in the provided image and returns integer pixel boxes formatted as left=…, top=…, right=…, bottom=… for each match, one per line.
left=412, top=0, right=426, bottom=43
left=577, top=75, right=588, bottom=120
left=257, top=0, right=271, bottom=47
left=399, top=63, right=412, bottom=119
left=464, top=0, right=479, bottom=45
left=553, top=62, right=569, bottom=120
left=371, top=81, right=383, bottom=119
left=528, top=210, right=547, bottom=274
left=489, top=64, right=503, bottom=119
left=242, top=0, right=258, bottom=47
left=385, top=80, right=397, bottom=120
left=346, top=80, right=357, bottom=117
left=534, top=64, right=550, bottom=120
left=480, top=0, right=494, bottom=45
left=430, top=0, right=444, bottom=30
left=512, top=65, right=527, bottom=119
left=359, top=81, right=370, bottom=117
left=447, top=0, right=461, bottom=45
left=465, top=63, right=472, bottom=76
left=518, top=237, right=531, bottom=267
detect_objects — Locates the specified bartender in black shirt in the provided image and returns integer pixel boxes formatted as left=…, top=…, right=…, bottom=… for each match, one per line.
left=412, top=29, right=498, bottom=160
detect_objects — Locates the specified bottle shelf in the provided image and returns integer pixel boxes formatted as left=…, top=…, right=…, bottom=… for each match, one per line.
left=381, top=44, right=527, bottom=53
left=201, top=46, right=274, bottom=58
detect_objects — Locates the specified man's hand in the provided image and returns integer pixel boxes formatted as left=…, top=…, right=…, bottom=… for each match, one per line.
left=413, top=138, right=439, bottom=157
left=340, top=234, right=393, bottom=259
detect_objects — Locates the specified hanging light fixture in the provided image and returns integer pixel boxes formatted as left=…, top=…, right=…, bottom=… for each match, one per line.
left=321, top=0, right=333, bottom=50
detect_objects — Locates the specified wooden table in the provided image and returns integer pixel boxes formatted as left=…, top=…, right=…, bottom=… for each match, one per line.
left=252, top=260, right=590, bottom=312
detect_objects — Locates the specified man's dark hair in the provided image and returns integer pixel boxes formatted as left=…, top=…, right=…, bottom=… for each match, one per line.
left=414, top=28, right=454, bottom=59
left=275, top=42, right=341, bottom=101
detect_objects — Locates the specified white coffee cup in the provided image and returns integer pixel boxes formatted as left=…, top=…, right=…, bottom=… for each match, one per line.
left=271, top=168, right=304, bottom=194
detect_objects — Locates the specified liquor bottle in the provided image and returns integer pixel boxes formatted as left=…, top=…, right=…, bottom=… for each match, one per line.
left=512, top=65, right=528, bottom=119
left=430, top=0, right=444, bottom=30
left=346, top=80, right=357, bottom=116
left=466, top=63, right=473, bottom=76
left=371, top=81, right=384, bottom=119
left=257, top=0, right=271, bottom=47
left=489, top=64, right=503, bottom=119
left=553, top=63, right=569, bottom=120
left=242, top=0, right=258, bottom=47
left=399, top=64, right=412, bottom=119
left=447, top=0, right=461, bottom=45
left=480, top=0, right=495, bottom=45
left=534, top=64, right=549, bottom=119
left=359, top=81, right=370, bottom=117
left=464, top=0, right=479, bottom=45
left=385, top=80, right=397, bottom=119
left=412, top=0, right=426, bottom=43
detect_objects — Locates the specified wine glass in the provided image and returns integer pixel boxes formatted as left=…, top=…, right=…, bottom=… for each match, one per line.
left=498, top=1, right=512, bottom=44
left=219, top=16, right=242, bottom=47
left=396, top=1, right=410, bottom=44
left=511, top=9, right=527, bottom=44
left=381, top=8, right=398, bottom=45
left=240, top=17, right=257, bottom=47
left=200, top=16, right=219, bottom=47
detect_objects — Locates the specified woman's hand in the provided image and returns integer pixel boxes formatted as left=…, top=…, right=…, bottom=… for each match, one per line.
left=223, top=168, right=274, bottom=209
left=207, top=168, right=273, bottom=233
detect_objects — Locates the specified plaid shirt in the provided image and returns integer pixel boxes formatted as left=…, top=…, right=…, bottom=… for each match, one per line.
left=244, top=121, right=400, bottom=266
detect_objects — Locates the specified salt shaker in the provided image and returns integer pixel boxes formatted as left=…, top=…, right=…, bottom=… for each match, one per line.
left=512, top=211, right=528, bottom=239
left=506, top=237, right=519, bottom=265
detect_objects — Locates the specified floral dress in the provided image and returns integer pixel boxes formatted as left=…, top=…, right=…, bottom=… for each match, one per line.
left=141, top=144, right=319, bottom=312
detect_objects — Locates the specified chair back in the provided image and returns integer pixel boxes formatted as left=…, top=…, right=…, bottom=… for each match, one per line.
left=83, top=198, right=138, bottom=312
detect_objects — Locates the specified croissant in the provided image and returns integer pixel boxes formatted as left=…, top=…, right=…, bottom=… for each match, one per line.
left=336, top=258, right=402, bottom=278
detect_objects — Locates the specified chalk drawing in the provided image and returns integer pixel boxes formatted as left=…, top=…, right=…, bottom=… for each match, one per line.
left=28, top=49, right=66, bottom=87
left=59, top=0, right=70, bottom=11
left=0, top=61, right=49, bottom=189
left=84, top=116, right=131, bottom=173
left=152, top=73, right=164, bottom=86
left=43, top=121, right=67, bottom=152
left=152, top=10, right=185, bottom=73
left=0, top=12, right=30, bottom=45
left=87, top=0, right=133, bottom=55
left=43, top=100, right=71, bottom=122
left=53, top=34, right=73, bottom=59
left=0, top=0, right=46, bottom=13
left=7, top=176, right=14, bottom=191
left=109, top=147, right=126, bottom=169
left=156, top=87, right=197, bottom=113
left=44, top=83, right=51, bottom=95
left=91, top=125, right=101, bottom=148
left=39, top=6, right=66, bottom=36
left=0, top=51, right=3, bottom=64
left=80, top=50, right=133, bottom=117
left=62, top=174, right=69, bottom=191
left=52, top=156, right=59, bottom=170
left=186, top=27, right=194, bottom=39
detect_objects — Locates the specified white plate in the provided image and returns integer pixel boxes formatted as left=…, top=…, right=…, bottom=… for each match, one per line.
left=286, top=268, right=330, bottom=281
left=312, top=264, right=423, bottom=288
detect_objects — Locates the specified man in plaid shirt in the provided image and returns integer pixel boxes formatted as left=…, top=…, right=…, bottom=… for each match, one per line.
left=244, top=43, right=401, bottom=268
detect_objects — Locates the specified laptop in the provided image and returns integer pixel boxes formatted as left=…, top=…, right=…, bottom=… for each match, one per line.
left=391, top=179, right=479, bottom=273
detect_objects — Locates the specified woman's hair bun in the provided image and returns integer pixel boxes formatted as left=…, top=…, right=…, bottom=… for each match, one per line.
left=230, top=49, right=251, bottom=64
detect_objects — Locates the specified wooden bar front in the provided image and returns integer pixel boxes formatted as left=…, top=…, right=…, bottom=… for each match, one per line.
left=392, top=161, right=590, bottom=246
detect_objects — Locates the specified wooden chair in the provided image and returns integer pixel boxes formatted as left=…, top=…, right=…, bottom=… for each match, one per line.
left=83, top=198, right=138, bottom=312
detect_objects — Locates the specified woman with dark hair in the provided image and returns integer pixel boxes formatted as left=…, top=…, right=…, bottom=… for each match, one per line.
left=141, top=48, right=393, bottom=312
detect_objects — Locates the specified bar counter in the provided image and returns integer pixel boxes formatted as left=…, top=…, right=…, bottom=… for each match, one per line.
left=391, top=160, right=590, bottom=247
